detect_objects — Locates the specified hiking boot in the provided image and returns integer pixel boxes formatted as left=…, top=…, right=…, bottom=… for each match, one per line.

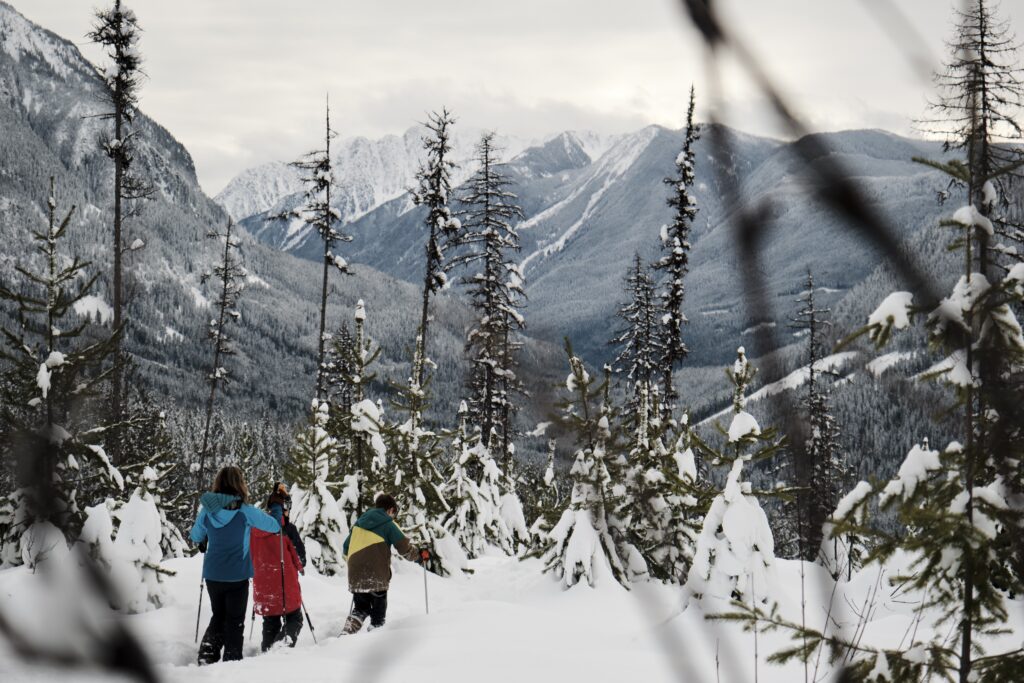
left=340, top=614, right=364, bottom=635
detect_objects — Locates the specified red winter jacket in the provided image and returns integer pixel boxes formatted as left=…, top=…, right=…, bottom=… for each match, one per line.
left=251, top=529, right=303, bottom=616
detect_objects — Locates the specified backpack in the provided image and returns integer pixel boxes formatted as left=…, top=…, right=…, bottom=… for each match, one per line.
left=251, top=529, right=303, bottom=616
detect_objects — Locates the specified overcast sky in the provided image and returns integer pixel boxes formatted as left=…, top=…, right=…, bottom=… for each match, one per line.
left=14, top=1, right=1024, bottom=195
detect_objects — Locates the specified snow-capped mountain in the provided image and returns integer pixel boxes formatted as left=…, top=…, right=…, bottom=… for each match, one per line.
left=217, top=126, right=534, bottom=254
left=214, top=161, right=303, bottom=223
left=232, top=113, right=953, bottom=368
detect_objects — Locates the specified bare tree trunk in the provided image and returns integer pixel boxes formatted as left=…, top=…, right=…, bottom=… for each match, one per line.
left=416, top=232, right=437, bottom=389
left=192, top=221, right=235, bottom=516
left=110, top=94, right=125, bottom=465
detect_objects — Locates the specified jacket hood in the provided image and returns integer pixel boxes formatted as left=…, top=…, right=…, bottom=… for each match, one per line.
left=357, top=508, right=395, bottom=534
left=200, top=492, right=242, bottom=528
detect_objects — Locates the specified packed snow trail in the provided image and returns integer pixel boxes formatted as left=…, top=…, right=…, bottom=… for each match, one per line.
left=3, top=551, right=1024, bottom=682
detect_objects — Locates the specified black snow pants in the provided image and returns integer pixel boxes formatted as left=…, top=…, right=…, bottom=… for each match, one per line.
left=261, top=609, right=303, bottom=651
left=198, top=580, right=249, bottom=664
left=353, top=590, right=388, bottom=627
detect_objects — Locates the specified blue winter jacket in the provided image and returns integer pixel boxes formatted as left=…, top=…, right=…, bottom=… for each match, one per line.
left=190, top=492, right=280, bottom=581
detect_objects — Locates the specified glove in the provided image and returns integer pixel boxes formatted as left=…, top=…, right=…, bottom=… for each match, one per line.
left=198, top=539, right=208, bottom=554
left=419, top=549, right=431, bottom=563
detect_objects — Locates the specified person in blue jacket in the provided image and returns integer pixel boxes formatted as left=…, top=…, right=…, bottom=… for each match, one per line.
left=190, top=466, right=280, bottom=665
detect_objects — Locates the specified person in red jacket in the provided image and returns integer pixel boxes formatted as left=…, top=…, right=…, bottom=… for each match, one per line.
left=251, top=483, right=306, bottom=651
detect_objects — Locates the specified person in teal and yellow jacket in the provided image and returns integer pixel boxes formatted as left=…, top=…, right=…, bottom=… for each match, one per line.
left=340, top=493, right=429, bottom=634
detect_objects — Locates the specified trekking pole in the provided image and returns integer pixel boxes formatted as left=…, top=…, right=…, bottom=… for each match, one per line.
left=194, top=578, right=204, bottom=643
left=300, top=600, right=318, bottom=644
left=279, top=529, right=287, bottom=615
left=248, top=606, right=255, bottom=642
left=422, top=560, right=429, bottom=615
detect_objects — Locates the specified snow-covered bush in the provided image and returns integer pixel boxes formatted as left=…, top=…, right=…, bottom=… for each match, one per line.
left=686, top=458, right=777, bottom=607
left=287, top=400, right=348, bottom=575
left=684, top=349, right=783, bottom=609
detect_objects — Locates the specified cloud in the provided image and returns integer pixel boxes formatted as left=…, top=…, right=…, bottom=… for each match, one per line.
left=13, top=0, right=1024, bottom=194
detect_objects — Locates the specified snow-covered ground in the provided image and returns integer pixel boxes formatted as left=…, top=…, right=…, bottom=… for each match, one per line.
left=4, top=550, right=1023, bottom=682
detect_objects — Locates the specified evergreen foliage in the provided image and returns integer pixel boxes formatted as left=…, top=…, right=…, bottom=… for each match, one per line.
left=324, top=300, right=386, bottom=523
left=0, top=178, right=124, bottom=564
left=823, top=156, right=1024, bottom=682
left=627, top=410, right=703, bottom=583
left=384, top=339, right=467, bottom=577
left=922, top=0, right=1024, bottom=274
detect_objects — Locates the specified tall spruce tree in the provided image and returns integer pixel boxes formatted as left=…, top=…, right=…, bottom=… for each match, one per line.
left=410, top=109, right=461, bottom=389
left=88, top=0, right=149, bottom=466
left=192, top=219, right=245, bottom=514
left=324, top=322, right=356, bottom=426
left=610, top=254, right=664, bottom=430
left=0, top=178, right=124, bottom=564
left=761, top=91, right=1024, bottom=679
left=788, top=271, right=846, bottom=562
left=655, top=85, right=700, bottom=416
left=455, top=132, right=526, bottom=461
left=281, top=99, right=352, bottom=399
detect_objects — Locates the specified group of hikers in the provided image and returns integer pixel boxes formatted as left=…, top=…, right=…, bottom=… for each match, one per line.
left=190, top=466, right=430, bottom=664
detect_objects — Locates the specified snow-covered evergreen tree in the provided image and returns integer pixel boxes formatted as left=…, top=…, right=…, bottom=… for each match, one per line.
left=79, top=469, right=175, bottom=613
left=610, top=254, right=664, bottom=430
left=542, top=341, right=645, bottom=588
left=628, top=410, right=703, bottom=583
left=279, top=99, right=352, bottom=399
left=655, top=84, right=700, bottom=415
left=455, top=132, right=526, bottom=459
left=324, top=322, right=356, bottom=425
left=385, top=340, right=467, bottom=576
left=443, top=402, right=513, bottom=557
left=497, top=452, right=531, bottom=555
left=526, top=438, right=563, bottom=543
left=286, top=400, right=348, bottom=575
left=0, top=178, right=125, bottom=566
left=410, top=109, right=461, bottom=388
left=116, top=396, right=186, bottom=559
left=88, top=0, right=150, bottom=466
left=325, top=300, right=385, bottom=524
